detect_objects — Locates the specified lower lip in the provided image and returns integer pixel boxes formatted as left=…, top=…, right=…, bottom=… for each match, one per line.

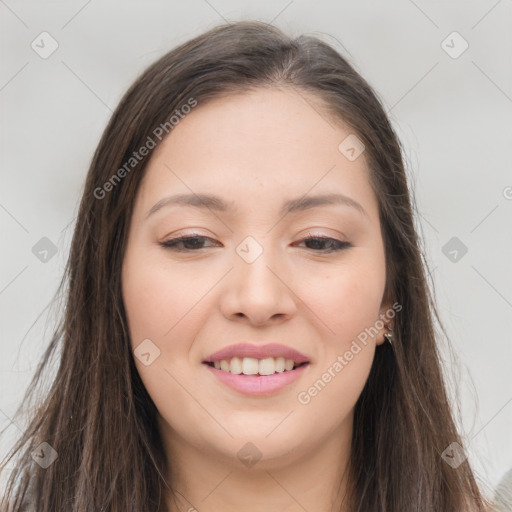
left=204, top=363, right=309, bottom=395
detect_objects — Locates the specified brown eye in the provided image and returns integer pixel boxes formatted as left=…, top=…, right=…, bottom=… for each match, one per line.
left=295, top=236, right=352, bottom=253
left=160, top=235, right=220, bottom=252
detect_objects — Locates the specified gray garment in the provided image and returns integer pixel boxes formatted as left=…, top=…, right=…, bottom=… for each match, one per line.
left=495, top=468, right=512, bottom=512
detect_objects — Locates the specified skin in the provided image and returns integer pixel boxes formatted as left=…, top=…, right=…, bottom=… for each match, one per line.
left=121, top=87, right=393, bottom=512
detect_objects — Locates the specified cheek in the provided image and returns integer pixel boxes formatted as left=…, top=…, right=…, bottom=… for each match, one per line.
left=121, top=251, right=212, bottom=421
left=122, top=249, right=207, bottom=347
left=297, top=254, right=385, bottom=410
left=294, top=263, right=383, bottom=416
left=302, top=256, right=386, bottom=346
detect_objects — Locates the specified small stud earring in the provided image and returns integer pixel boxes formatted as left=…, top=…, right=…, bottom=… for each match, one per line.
left=384, top=325, right=393, bottom=345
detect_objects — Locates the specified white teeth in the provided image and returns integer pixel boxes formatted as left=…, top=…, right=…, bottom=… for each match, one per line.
left=242, top=357, right=259, bottom=375
left=210, top=356, right=302, bottom=375
left=275, top=357, right=285, bottom=372
left=230, top=356, right=242, bottom=374
left=258, top=357, right=275, bottom=376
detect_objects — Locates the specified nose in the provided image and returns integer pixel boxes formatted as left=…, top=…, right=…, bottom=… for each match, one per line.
left=220, top=243, right=298, bottom=326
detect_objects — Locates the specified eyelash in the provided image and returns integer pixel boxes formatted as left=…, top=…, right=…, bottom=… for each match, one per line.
left=159, top=233, right=352, bottom=253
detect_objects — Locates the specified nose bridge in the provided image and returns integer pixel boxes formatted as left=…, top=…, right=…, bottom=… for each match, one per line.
left=223, top=234, right=296, bottom=323
left=235, top=234, right=281, bottom=293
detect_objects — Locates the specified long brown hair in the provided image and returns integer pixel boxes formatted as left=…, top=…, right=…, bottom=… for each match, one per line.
left=1, top=20, right=490, bottom=511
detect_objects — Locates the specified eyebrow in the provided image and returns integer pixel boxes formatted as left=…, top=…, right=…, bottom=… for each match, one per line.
left=145, top=192, right=368, bottom=219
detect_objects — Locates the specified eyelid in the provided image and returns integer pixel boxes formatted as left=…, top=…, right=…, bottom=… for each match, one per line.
left=300, top=227, right=349, bottom=239
left=160, top=229, right=214, bottom=241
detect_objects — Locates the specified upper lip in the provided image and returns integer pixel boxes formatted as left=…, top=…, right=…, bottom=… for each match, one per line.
left=203, top=343, right=310, bottom=364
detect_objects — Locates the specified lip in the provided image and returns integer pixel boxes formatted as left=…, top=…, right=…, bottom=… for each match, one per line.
left=204, top=362, right=309, bottom=395
left=202, top=343, right=310, bottom=364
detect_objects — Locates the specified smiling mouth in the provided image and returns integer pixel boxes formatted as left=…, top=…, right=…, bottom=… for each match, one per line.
left=203, top=357, right=309, bottom=376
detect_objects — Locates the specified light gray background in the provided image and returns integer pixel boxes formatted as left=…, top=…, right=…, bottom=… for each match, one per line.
left=1, top=0, right=511, bottom=501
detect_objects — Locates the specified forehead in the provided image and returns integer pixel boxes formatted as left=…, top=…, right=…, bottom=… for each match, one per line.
left=135, top=87, right=379, bottom=222
left=161, top=87, right=352, bottom=157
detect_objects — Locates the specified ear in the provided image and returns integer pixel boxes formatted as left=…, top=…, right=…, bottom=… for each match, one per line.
left=376, top=300, right=395, bottom=346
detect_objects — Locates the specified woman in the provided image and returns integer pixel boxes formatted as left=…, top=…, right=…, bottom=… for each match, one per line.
left=0, top=20, right=490, bottom=511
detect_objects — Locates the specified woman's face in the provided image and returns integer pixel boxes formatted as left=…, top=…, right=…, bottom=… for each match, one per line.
left=122, top=87, right=391, bottom=470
